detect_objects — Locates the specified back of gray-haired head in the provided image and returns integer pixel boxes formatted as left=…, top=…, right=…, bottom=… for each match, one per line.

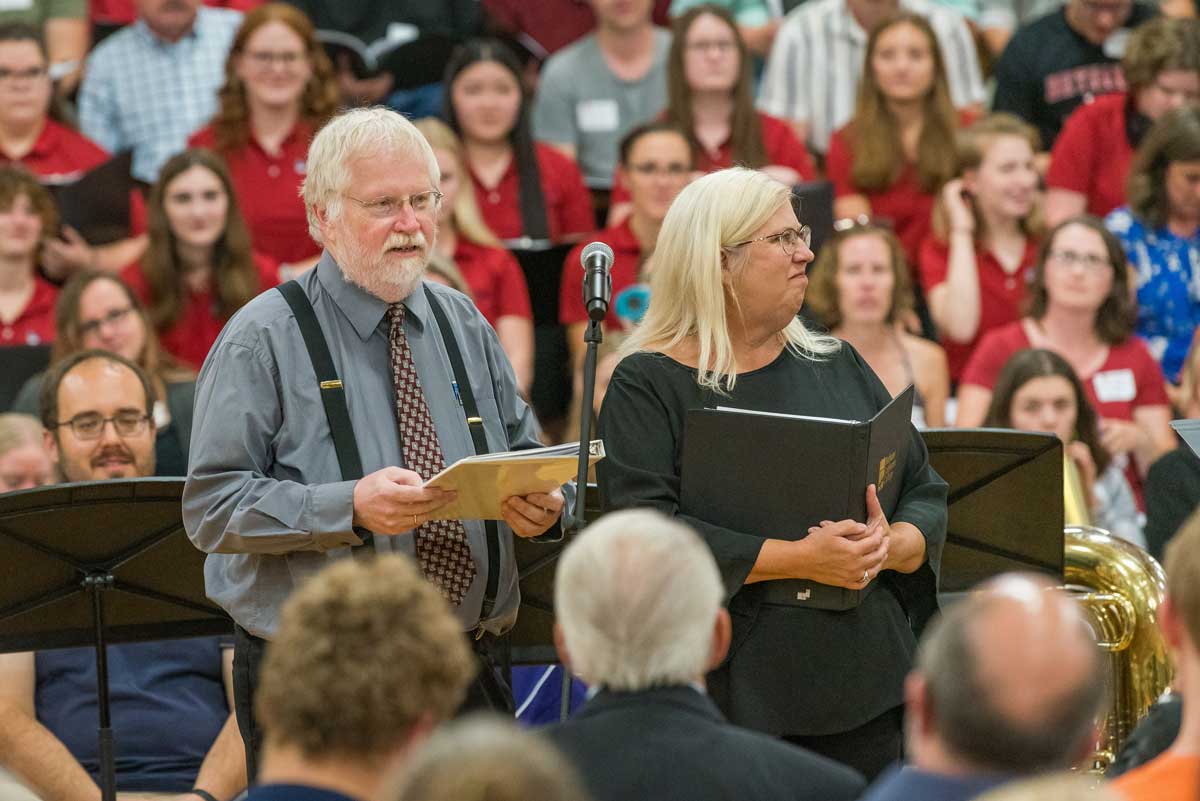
left=390, top=714, right=592, bottom=801
left=917, top=573, right=1104, bottom=773
left=554, top=508, right=724, bottom=691
left=301, top=106, right=441, bottom=243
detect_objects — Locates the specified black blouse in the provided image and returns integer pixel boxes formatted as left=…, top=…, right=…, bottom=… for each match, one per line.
left=597, top=343, right=948, bottom=736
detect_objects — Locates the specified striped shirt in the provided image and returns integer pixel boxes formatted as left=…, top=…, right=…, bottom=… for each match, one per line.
left=757, top=0, right=985, bottom=154
left=78, top=7, right=241, bottom=182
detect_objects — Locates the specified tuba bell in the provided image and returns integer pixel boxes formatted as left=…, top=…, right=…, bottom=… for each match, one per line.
left=1064, top=524, right=1173, bottom=771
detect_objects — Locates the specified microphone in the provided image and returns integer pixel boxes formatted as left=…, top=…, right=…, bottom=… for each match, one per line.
left=580, top=241, right=614, bottom=323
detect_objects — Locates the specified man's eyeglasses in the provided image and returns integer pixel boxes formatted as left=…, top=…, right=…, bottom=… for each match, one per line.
left=1048, top=249, right=1111, bottom=271
left=728, top=225, right=813, bottom=256
left=78, top=306, right=134, bottom=338
left=345, top=190, right=443, bottom=219
left=52, top=411, right=150, bottom=440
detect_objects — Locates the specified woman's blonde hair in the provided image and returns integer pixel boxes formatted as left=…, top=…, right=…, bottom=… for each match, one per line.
left=621, top=168, right=839, bottom=393
left=412, top=117, right=502, bottom=248
left=931, top=113, right=1044, bottom=243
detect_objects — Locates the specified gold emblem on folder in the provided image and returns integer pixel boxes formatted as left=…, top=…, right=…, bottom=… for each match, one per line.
left=877, top=451, right=897, bottom=491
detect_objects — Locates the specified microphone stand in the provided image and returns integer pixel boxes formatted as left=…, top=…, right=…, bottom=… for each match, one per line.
left=563, top=315, right=603, bottom=535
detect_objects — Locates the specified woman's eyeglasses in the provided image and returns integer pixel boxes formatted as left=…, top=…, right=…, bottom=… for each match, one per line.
left=728, top=225, right=813, bottom=256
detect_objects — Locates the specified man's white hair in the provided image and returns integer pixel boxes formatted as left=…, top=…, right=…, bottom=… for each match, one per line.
left=554, top=509, right=724, bottom=691
left=301, top=106, right=441, bottom=243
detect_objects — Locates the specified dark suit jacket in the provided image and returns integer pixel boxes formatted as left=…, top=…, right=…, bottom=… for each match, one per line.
left=545, top=685, right=866, bottom=801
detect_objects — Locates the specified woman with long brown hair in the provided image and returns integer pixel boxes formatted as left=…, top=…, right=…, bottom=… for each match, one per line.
left=984, top=348, right=1142, bottom=546
left=10, top=270, right=196, bottom=476
left=121, top=149, right=277, bottom=371
left=825, top=12, right=964, bottom=267
left=444, top=38, right=593, bottom=245
left=189, top=2, right=338, bottom=273
left=607, top=4, right=815, bottom=220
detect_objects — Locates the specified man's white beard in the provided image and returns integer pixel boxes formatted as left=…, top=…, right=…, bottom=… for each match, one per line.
left=337, top=230, right=429, bottom=302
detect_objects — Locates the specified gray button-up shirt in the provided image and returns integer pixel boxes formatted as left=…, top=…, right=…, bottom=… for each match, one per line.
left=183, top=253, right=549, bottom=638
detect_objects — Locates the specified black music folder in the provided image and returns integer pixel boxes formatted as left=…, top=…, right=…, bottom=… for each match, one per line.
left=44, top=152, right=133, bottom=245
left=680, top=386, right=915, bottom=608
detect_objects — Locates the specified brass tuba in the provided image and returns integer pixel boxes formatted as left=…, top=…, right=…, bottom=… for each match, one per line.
left=1064, top=524, right=1173, bottom=771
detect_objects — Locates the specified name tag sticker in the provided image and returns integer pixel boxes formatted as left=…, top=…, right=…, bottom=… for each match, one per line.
left=1093, top=368, right=1137, bottom=403
left=0, top=0, right=33, bottom=9
left=576, top=99, right=619, bottom=133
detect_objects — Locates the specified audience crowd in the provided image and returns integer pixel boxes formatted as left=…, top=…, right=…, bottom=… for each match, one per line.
left=3, top=0, right=1200, bottom=798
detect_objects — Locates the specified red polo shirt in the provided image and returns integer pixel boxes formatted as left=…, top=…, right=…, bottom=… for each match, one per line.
left=918, top=235, right=1039, bottom=381
left=471, top=142, right=594, bottom=243
left=609, top=111, right=817, bottom=205
left=189, top=124, right=320, bottom=266
left=1046, top=92, right=1133, bottom=219
left=120, top=252, right=279, bottom=370
left=452, top=238, right=532, bottom=326
left=91, top=0, right=262, bottom=25
left=1, top=119, right=147, bottom=235
left=0, top=275, right=57, bottom=346
left=961, top=320, right=1170, bottom=422
left=560, top=218, right=644, bottom=330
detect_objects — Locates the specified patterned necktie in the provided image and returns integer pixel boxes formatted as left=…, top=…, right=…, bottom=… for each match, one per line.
left=387, top=303, right=476, bottom=605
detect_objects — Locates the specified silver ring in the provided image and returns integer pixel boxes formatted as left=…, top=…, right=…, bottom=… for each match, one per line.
left=863, top=569, right=870, bottom=583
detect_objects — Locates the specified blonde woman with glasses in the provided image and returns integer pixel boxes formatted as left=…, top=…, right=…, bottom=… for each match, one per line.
left=597, top=167, right=947, bottom=781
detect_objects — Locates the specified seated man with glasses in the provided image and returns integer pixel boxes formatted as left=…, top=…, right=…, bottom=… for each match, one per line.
left=0, top=349, right=245, bottom=801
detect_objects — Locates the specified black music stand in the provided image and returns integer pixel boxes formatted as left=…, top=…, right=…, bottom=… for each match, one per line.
left=0, top=478, right=231, bottom=801
left=923, top=428, right=1065, bottom=593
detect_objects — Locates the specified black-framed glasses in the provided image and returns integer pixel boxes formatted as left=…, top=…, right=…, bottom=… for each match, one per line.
left=345, top=190, right=443, bottom=219
left=728, top=225, right=812, bottom=256
left=52, top=411, right=150, bottom=440
left=627, top=162, right=690, bottom=178
left=78, top=306, right=134, bottom=338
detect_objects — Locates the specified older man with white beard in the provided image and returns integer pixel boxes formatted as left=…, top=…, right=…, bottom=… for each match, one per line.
left=182, top=106, right=565, bottom=782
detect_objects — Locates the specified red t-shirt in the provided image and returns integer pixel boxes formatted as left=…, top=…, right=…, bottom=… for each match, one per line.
left=918, top=235, right=1039, bottom=381
left=1045, top=92, right=1133, bottom=218
left=560, top=218, right=644, bottom=329
left=1114, top=752, right=1200, bottom=801
left=189, top=124, right=320, bottom=266
left=452, top=238, right=532, bottom=326
left=0, top=275, right=57, bottom=346
left=1, top=119, right=148, bottom=236
left=610, top=111, right=816, bottom=205
left=121, top=253, right=279, bottom=370
left=960, top=320, right=1170, bottom=421
left=471, top=142, right=594, bottom=243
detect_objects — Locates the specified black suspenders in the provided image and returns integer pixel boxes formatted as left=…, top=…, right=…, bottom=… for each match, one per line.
left=276, top=281, right=502, bottom=619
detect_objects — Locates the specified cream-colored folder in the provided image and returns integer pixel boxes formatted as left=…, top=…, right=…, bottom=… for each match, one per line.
left=424, top=440, right=605, bottom=520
